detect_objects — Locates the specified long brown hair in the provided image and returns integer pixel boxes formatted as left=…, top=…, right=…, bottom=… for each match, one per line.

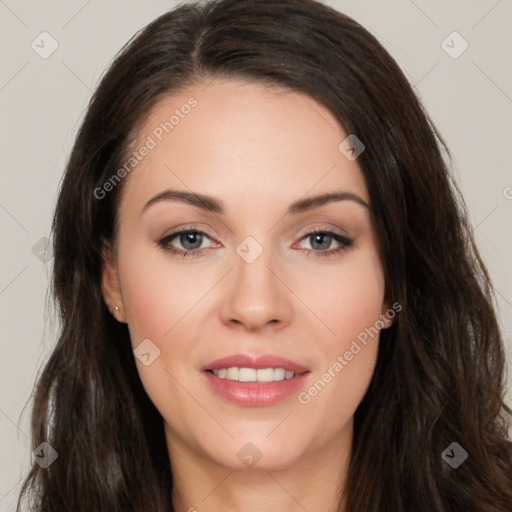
left=17, top=0, right=512, bottom=510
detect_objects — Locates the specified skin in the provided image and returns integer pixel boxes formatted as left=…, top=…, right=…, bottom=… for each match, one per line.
left=101, top=79, right=390, bottom=512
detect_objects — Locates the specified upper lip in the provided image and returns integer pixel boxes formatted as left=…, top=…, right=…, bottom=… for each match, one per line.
left=202, top=354, right=310, bottom=373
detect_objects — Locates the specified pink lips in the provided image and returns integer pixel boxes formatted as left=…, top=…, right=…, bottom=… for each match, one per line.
left=201, top=353, right=311, bottom=407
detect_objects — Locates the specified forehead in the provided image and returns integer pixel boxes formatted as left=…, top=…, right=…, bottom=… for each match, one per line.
left=119, top=79, right=369, bottom=218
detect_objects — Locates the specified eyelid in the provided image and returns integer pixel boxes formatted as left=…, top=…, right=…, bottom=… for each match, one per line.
left=161, top=224, right=218, bottom=240
left=294, top=224, right=351, bottom=241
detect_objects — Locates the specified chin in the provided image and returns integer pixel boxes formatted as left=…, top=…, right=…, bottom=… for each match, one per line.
left=194, top=430, right=317, bottom=472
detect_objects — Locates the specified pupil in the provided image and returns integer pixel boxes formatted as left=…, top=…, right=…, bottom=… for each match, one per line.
left=311, top=234, right=331, bottom=250
left=181, top=232, right=202, bottom=250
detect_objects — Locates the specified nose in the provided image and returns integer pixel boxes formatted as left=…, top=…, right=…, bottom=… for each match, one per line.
left=219, top=244, right=293, bottom=332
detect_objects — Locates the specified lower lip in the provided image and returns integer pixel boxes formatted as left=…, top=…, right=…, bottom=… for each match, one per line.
left=203, top=371, right=311, bottom=407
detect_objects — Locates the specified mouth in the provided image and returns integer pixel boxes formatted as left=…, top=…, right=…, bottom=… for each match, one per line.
left=201, top=354, right=312, bottom=407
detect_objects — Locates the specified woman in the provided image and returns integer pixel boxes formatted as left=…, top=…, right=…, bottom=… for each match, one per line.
left=17, top=0, right=512, bottom=510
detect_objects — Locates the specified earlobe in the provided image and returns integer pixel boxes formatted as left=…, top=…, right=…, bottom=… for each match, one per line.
left=110, top=303, right=127, bottom=323
left=379, top=303, right=394, bottom=329
left=100, top=246, right=127, bottom=323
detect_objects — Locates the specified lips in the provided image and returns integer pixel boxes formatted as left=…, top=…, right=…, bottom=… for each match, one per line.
left=201, top=353, right=312, bottom=407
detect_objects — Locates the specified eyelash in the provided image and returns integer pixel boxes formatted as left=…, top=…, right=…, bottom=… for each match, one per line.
left=156, top=227, right=353, bottom=259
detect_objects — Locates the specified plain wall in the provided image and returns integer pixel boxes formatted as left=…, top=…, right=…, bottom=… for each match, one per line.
left=1, top=0, right=511, bottom=508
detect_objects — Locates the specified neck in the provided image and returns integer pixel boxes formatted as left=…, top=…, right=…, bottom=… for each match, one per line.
left=167, top=425, right=351, bottom=512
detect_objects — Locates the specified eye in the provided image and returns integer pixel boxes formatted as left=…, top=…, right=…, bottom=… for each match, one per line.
left=156, top=227, right=353, bottom=259
left=156, top=228, right=217, bottom=258
left=295, top=229, right=353, bottom=257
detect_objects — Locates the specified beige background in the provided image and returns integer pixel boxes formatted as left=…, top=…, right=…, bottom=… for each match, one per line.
left=1, top=0, right=511, bottom=508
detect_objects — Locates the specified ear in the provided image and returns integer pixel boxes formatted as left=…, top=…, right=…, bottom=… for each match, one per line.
left=100, top=245, right=127, bottom=323
left=379, top=301, right=394, bottom=329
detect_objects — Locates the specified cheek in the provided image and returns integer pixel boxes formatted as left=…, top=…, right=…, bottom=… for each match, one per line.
left=117, top=245, right=206, bottom=427
left=298, top=247, right=386, bottom=345
left=294, top=250, right=384, bottom=411
left=118, top=244, right=205, bottom=345
left=117, top=241, right=216, bottom=392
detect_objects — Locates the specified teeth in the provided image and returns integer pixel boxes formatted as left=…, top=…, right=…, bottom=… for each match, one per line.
left=256, top=368, right=274, bottom=382
left=211, top=367, right=297, bottom=382
left=273, top=368, right=285, bottom=381
left=239, top=368, right=256, bottom=382
left=226, top=367, right=239, bottom=380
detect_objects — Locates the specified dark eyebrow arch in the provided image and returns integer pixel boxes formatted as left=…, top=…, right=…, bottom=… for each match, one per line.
left=141, top=189, right=224, bottom=216
left=287, top=192, right=369, bottom=213
left=141, top=189, right=369, bottom=217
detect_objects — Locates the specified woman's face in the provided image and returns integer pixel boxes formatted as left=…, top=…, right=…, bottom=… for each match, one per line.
left=102, top=79, right=389, bottom=471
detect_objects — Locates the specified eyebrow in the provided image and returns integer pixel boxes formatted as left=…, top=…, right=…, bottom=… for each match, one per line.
left=141, top=188, right=369, bottom=217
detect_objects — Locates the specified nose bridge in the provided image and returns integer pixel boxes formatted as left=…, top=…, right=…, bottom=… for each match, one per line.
left=219, top=234, right=293, bottom=330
